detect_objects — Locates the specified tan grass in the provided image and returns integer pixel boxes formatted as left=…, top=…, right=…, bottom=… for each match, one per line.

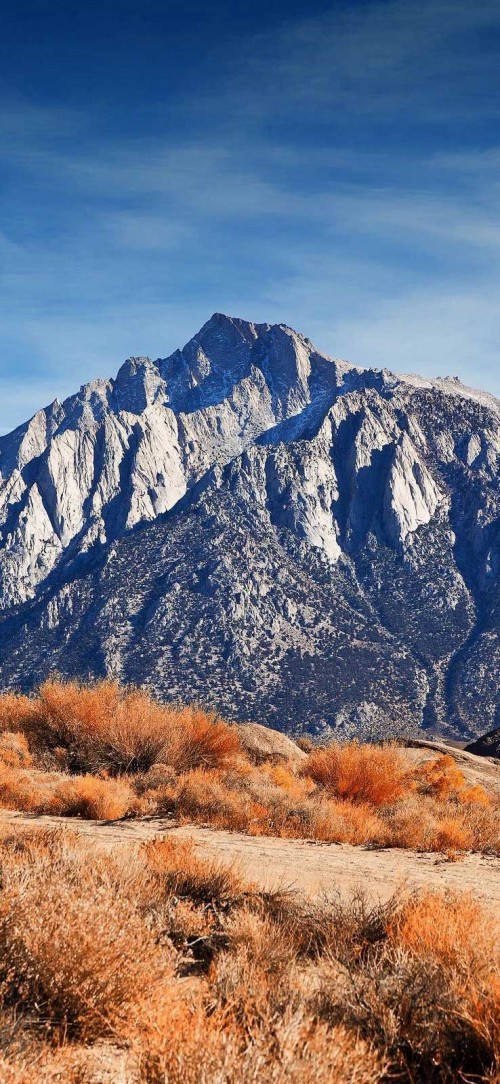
left=0, top=829, right=497, bottom=1082
left=0, top=847, right=174, bottom=1042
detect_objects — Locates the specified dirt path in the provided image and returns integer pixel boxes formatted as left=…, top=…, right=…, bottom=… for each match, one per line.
left=1, top=809, right=499, bottom=907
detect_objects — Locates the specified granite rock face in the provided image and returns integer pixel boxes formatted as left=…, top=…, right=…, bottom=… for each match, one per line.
left=0, top=314, right=498, bottom=739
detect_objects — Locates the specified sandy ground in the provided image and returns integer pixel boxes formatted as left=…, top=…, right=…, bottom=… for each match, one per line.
left=1, top=809, right=499, bottom=909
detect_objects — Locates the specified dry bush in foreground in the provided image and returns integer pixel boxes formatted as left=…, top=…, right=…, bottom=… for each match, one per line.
left=0, top=828, right=497, bottom=1083
left=0, top=835, right=173, bottom=1041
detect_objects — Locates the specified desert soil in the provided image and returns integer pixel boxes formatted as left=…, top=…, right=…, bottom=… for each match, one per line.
left=1, top=809, right=499, bottom=909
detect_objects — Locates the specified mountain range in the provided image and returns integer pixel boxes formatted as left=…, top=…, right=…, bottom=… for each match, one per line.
left=0, top=313, right=499, bottom=739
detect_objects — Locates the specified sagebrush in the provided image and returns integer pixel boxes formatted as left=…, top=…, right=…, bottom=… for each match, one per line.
left=0, top=827, right=496, bottom=1082
left=0, top=680, right=498, bottom=855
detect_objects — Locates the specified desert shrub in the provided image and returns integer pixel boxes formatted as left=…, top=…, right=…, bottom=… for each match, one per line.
left=143, top=837, right=247, bottom=906
left=379, top=794, right=497, bottom=853
left=154, top=768, right=254, bottom=831
left=310, top=798, right=387, bottom=845
left=388, top=889, right=499, bottom=972
left=316, top=949, right=489, bottom=1081
left=151, top=764, right=391, bottom=844
left=137, top=1002, right=387, bottom=1084
left=19, top=679, right=241, bottom=778
left=461, top=800, right=500, bottom=854
left=303, top=741, right=411, bottom=806
left=249, top=889, right=398, bottom=964
left=51, top=774, right=135, bottom=819
left=429, top=815, right=474, bottom=852
left=167, top=707, right=241, bottom=772
left=308, top=891, right=399, bottom=967
left=0, top=694, right=34, bottom=735
left=0, top=762, right=135, bottom=820
left=0, top=835, right=174, bottom=1041
left=311, top=888, right=500, bottom=1082
left=22, top=679, right=173, bottom=774
left=262, top=763, right=315, bottom=798
left=415, top=754, right=491, bottom=805
left=210, top=908, right=301, bottom=1029
left=0, top=732, right=32, bottom=770
left=151, top=766, right=389, bottom=844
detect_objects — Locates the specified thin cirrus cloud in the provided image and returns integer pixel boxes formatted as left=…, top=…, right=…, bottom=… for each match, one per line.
left=0, top=0, right=499, bottom=434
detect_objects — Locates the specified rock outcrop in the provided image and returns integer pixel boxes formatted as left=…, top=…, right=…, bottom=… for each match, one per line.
left=0, top=313, right=498, bottom=739
left=466, top=728, right=500, bottom=760
left=236, top=723, right=307, bottom=765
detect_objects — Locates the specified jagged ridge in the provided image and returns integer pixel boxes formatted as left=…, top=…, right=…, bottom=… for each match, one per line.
left=0, top=313, right=499, bottom=739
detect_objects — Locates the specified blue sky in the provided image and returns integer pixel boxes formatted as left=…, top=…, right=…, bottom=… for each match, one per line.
left=1, top=0, right=500, bottom=433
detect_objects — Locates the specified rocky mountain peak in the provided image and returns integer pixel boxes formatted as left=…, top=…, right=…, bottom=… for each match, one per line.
left=0, top=315, right=498, bottom=742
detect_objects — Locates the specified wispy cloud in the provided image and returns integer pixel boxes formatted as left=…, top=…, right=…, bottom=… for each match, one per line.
left=228, top=0, right=500, bottom=121
left=1, top=0, right=499, bottom=430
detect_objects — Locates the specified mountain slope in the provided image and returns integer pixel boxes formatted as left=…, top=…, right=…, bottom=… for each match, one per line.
left=0, top=313, right=499, bottom=738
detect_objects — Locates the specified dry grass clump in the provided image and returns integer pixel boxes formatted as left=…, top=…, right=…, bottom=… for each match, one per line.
left=0, top=833, right=174, bottom=1042
left=302, top=740, right=411, bottom=806
left=0, top=761, right=137, bottom=820
left=0, top=828, right=497, bottom=1083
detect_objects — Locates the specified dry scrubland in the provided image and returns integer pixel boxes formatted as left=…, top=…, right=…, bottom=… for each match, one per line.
left=0, top=826, right=498, bottom=1082
left=0, top=681, right=498, bottom=1081
left=0, top=680, right=498, bottom=854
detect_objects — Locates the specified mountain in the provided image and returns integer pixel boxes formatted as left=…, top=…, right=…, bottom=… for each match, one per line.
left=0, top=313, right=499, bottom=739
